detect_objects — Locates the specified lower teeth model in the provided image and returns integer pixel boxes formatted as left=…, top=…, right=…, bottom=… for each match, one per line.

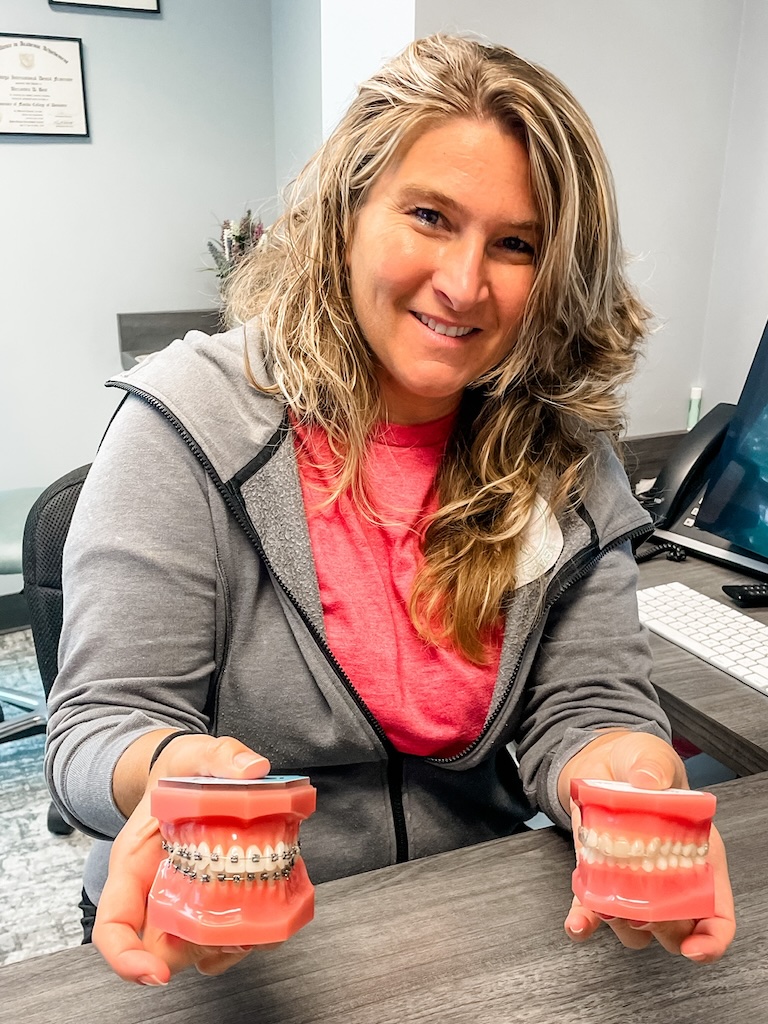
left=147, top=775, right=316, bottom=946
left=570, top=778, right=716, bottom=922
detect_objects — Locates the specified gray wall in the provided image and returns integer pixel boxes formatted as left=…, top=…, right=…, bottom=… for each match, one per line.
left=416, top=0, right=751, bottom=435
left=1, top=0, right=276, bottom=493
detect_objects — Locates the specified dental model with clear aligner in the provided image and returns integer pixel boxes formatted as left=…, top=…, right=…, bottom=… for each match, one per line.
left=570, top=778, right=716, bottom=922
left=147, top=775, right=316, bottom=946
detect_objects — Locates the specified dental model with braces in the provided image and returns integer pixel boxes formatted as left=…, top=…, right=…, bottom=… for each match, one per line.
left=147, top=775, right=316, bottom=946
left=570, top=778, right=717, bottom=922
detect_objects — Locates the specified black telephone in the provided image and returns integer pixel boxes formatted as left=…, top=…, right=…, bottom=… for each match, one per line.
left=639, top=403, right=734, bottom=529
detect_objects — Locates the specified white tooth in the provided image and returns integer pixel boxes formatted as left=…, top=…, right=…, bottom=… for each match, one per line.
left=612, top=837, right=631, bottom=859
left=631, top=839, right=644, bottom=857
left=419, top=314, right=429, bottom=325
left=434, top=322, right=447, bottom=335
left=585, top=847, right=597, bottom=864
left=697, top=843, right=709, bottom=858
left=660, top=840, right=672, bottom=856
left=680, top=856, right=694, bottom=869
left=656, top=856, right=668, bottom=871
left=445, top=325, right=459, bottom=338
left=668, top=854, right=679, bottom=870
left=211, top=843, right=225, bottom=876
left=186, top=842, right=197, bottom=872
left=598, top=833, right=613, bottom=855
left=246, top=844, right=262, bottom=875
left=629, top=859, right=640, bottom=871
left=672, top=841, right=682, bottom=856
left=646, top=837, right=661, bottom=856
left=578, top=826, right=588, bottom=845
left=427, top=318, right=438, bottom=330
left=682, top=843, right=696, bottom=858
left=587, top=829, right=599, bottom=849
left=196, top=841, right=211, bottom=874
left=694, top=855, right=707, bottom=866
left=458, top=326, right=472, bottom=336
left=228, top=845, right=244, bottom=871
left=642, top=859, right=655, bottom=873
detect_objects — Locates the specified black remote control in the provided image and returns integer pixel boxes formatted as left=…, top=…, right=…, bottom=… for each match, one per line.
left=722, top=583, right=768, bottom=607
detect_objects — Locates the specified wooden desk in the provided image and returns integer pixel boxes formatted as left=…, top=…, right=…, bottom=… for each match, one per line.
left=3, top=771, right=767, bottom=1024
left=638, top=556, right=768, bottom=776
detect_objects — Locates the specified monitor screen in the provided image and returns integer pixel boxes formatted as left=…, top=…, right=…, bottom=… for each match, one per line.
left=696, top=319, right=768, bottom=559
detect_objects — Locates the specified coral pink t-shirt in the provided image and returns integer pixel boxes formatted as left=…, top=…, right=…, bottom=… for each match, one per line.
left=294, top=415, right=503, bottom=758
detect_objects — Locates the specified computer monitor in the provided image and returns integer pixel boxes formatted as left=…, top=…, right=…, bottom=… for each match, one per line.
left=696, top=319, right=768, bottom=562
left=649, top=319, right=768, bottom=580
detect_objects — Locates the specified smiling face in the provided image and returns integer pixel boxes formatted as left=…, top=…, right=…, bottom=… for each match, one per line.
left=346, top=117, right=539, bottom=424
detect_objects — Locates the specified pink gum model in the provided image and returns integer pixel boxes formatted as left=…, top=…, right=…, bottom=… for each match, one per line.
left=570, top=778, right=716, bottom=922
left=147, top=775, right=316, bottom=946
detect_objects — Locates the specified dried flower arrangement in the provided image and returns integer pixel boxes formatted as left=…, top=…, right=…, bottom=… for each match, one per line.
left=207, top=210, right=265, bottom=281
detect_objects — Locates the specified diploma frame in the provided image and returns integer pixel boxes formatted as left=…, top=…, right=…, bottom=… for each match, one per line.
left=0, top=34, right=89, bottom=137
left=49, top=1, right=161, bottom=11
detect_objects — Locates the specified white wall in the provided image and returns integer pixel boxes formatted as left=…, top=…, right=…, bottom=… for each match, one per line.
left=0, top=0, right=276, bottom=494
left=416, top=0, right=746, bottom=435
left=700, top=0, right=768, bottom=414
left=271, top=0, right=322, bottom=189
left=4, top=0, right=767, bottom=506
left=320, top=0, right=415, bottom=138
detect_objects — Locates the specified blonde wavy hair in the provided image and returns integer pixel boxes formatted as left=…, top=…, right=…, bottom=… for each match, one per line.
left=225, top=34, right=650, bottom=663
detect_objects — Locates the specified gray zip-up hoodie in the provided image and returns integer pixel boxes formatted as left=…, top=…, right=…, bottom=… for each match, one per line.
left=45, top=322, right=671, bottom=902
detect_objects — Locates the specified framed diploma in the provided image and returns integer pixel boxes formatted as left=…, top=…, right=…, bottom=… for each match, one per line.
left=0, top=34, right=88, bottom=137
left=49, top=1, right=161, bottom=10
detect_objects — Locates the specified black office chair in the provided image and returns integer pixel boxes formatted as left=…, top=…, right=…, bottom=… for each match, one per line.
left=22, top=464, right=91, bottom=836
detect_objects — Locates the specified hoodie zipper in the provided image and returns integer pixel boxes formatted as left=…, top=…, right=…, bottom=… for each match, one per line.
left=108, top=381, right=411, bottom=862
left=428, top=520, right=654, bottom=766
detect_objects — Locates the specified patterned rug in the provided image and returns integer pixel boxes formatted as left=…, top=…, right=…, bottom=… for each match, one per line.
left=0, top=629, right=91, bottom=965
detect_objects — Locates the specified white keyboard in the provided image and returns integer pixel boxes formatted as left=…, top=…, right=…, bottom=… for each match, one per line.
left=637, top=581, right=768, bottom=696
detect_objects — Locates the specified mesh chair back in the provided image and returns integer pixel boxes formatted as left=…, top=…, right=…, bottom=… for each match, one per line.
left=22, top=465, right=90, bottom=695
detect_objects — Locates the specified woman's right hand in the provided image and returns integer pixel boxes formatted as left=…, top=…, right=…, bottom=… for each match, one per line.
left=92, top=733, right=271, bottom=985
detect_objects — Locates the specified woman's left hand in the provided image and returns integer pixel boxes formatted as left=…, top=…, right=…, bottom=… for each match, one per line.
left=559, top=731, right=736, bottom=962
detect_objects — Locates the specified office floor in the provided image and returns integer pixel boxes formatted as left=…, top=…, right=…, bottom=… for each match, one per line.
left=0, top=629, right=90, bottom=966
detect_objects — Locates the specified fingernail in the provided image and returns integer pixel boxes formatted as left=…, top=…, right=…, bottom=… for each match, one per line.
left=683, top=952, right=708, bottom=962
left=596, top=913, right=615, bottom=921
left=634, top=766, right=663, bottom=787
left=138, top=975, right=168, bottom=987
left=233, top=753, right=265, bottom=770
left=566, top=914, right=589, bottom=935
left=627, top=920, right=650, bottom=929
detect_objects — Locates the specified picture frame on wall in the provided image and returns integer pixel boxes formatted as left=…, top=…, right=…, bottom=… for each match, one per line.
left=0, top=33, right=89, bottom=138
left=49, top=1, right=160, bottom=11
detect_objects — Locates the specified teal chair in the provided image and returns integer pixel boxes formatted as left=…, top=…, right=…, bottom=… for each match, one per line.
left=0, top=486, right=47, bottom=741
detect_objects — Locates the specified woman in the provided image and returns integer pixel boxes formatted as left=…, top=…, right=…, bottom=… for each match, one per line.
left=45, top=34, right=735, bottom=984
